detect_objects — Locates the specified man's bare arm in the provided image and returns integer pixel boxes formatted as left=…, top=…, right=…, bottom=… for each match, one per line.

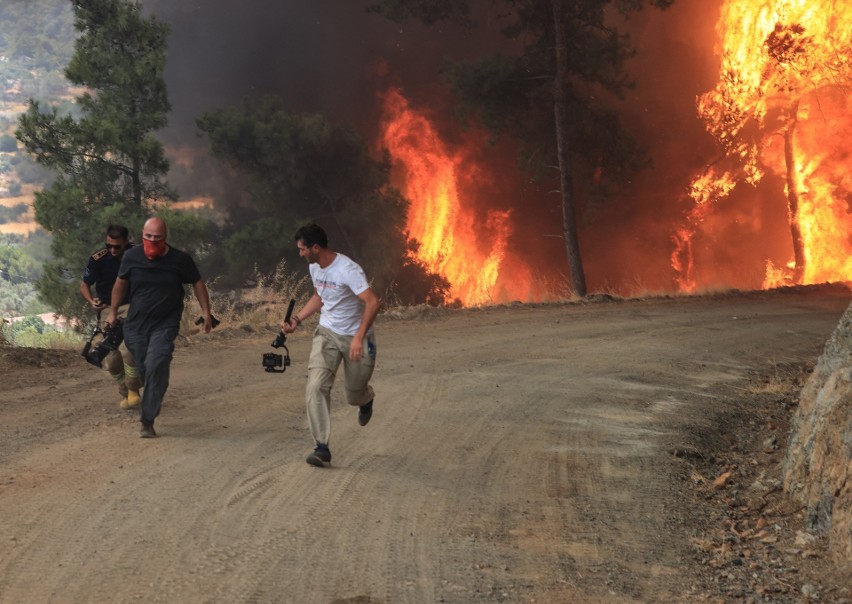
left=282, top=293, right=323, bottom=334
left=105, top=277, right=128, bottom=326
left=349, top=288, right=381, bottom=361
left=80, top=281, right=105, bottom=310
left=193, top=280, right=213, bottom=333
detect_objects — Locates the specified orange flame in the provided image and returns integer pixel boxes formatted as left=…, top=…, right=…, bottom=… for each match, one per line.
left=678, top=0, right=852, bottom=290
left=379, top=89, right=532, bottom=306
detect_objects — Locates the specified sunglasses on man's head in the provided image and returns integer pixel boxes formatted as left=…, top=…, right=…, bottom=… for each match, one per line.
left=105, top=243, right=124, bottom=250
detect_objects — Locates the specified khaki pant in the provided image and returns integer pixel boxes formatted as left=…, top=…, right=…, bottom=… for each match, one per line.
left=100, top=306, right=140, bottom=398
left=306, top=325, right=376, bottom=445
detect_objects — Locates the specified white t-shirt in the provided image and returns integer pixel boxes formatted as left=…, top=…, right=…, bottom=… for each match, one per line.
left=310, top=253, right=371, bottom=336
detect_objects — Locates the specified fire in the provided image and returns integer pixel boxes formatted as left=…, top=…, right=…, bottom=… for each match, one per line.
left=170, top=196, right=214, bottom=211
left=677, top=0, right=852, bottom=290
left=379, top=88, right=532, bottom=306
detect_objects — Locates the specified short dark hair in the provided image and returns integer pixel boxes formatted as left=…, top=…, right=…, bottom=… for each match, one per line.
left=106, top=224, right=129, bottom=240
left=294, top=223, right=328, bottom=248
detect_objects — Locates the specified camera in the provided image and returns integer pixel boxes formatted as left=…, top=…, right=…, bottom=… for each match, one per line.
left=194, top=315, right=221, bottom=328
left=263, top=298, right=295, bottom=373
left=263, top=351, right=290, bottom=372
left=81, top=319, right=124, bottom=368
left=263, top=338, right=291, bottom=373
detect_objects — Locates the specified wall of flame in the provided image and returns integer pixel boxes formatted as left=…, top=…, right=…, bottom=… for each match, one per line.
left=379, top=89, right=537, bottom=306
left=678, top=0, right=852, bottom=291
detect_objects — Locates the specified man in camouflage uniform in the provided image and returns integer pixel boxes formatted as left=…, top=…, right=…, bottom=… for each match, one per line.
left=80, top=224, right=141, bottom=409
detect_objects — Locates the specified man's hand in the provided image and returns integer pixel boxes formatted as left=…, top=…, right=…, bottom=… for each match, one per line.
left=281, top=318, right=298, bottom=334
left=192, top=281, right=213, bottom=334
left=349, top=337, right=364, bottom=362
left=283, top=294, right=322, bottom=335
left=89, top=297, right=106, bottom=311
left=105, top=309, right=117, bottom=328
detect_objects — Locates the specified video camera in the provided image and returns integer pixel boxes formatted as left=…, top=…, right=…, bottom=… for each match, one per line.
left=263, top=299, right=295, bottom=373
left=81, top=316, right=124, bottom=368
left=194, top=315, right=221, bottom=328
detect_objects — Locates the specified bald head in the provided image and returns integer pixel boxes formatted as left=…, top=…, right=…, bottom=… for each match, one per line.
left=143, top=217, right=168, bottom=240
left=141, top=217, right=170, bottom=260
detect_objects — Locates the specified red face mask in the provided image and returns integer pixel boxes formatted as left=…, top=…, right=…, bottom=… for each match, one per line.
left=143, top=238, right=168, bottom=260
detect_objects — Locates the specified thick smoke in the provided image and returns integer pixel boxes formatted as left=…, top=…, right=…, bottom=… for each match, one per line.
left=143, top=0, right=731, bottom=296
left=144, top=1, right=491, bottom=142
left=143, top=1, right=499, bottom=218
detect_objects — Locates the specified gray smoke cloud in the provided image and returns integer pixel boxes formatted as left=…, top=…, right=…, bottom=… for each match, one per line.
left=143, top=0, right=499, bottom=215
left=144, top=0, right=485, bottom=142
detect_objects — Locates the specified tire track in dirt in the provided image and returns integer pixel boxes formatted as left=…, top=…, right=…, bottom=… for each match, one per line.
left=237, top=372, right=456, bottom=603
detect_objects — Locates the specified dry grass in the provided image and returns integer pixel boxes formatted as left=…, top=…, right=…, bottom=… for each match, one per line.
left=181, top=261, right=312, bottom=334
left=745, top=359, right=806, bottom=396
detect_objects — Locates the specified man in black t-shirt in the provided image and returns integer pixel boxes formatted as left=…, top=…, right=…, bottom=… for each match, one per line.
left=80, top=224, right=141, bottom=409
left=106, top=217, right=213, bottom=438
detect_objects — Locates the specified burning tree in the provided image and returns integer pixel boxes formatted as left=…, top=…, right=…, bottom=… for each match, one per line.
left=370, top=0, right=674, bottom=297
left=683, top=0, right=852, bottom=289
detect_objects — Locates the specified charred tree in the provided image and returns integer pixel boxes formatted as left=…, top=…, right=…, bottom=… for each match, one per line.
left=551, top=0, right=586, bottom=295
left=369, top=0, right=672, bottom=298
left=783, top=102, right=806, bottom=284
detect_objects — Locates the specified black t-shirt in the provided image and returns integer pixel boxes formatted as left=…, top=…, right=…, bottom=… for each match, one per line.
left=118, top=245, right=201, bottom=333
left=83, top=246, right=132, bottom=305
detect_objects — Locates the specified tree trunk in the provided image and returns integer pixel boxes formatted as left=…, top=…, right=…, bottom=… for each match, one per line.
left=132, top=155, right=142, bottom=207
left=784, top=101, right=806, bottom=284
left=551, top=0, right=587, bottom=297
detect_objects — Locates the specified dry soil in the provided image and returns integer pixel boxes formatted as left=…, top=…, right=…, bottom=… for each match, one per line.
left=1, top=286, right=850, bottom=603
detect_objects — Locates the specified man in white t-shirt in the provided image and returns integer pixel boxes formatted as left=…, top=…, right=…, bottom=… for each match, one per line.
left=282, top=223, right=381, bottom=467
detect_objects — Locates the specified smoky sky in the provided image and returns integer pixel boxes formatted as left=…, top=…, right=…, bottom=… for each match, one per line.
left=145, top=0, right=721, bottom=148
left=143, top=0, right=497, bottom=143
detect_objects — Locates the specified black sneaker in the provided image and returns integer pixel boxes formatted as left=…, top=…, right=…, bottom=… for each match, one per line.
left=306, top=443, right=331, bottom=467
left=358, top=400, right=373, bottom=427
left=140, top=424, right=157, bottom=438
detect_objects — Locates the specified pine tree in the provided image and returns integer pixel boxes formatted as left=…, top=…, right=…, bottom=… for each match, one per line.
left=16, top=0, right=177, bottom=323
left=369, top=0, right=674, bottom=296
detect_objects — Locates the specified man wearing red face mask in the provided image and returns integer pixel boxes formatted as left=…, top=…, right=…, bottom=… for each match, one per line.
left=106, top=217, right=213, bottom=438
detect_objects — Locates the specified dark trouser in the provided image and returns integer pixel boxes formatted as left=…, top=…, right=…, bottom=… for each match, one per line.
left=123, top=326, right=177, bottom=426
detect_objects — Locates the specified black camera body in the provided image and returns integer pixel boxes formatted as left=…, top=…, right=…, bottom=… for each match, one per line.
left=263, top=299, right=295, bottom=373
left=194, top=315, right=221, bottom=328
left=263, top=351, right=290, bottom=372
left=81, top=319, right=124, bottom=368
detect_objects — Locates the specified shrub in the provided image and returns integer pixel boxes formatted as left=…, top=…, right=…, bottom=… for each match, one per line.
left=180, top=260, right=312, bottom=335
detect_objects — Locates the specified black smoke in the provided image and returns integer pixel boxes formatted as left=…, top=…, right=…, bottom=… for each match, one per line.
left=144, top=1, right=495, bottom=143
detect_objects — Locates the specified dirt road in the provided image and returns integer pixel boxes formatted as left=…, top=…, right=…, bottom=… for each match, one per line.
left=1, top=287, right=849, bottom=603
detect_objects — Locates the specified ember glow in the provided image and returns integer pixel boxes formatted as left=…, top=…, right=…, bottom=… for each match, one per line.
left=380, top=89, right=534, bottom=306
left=676, top=0, right=852, bottom=291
